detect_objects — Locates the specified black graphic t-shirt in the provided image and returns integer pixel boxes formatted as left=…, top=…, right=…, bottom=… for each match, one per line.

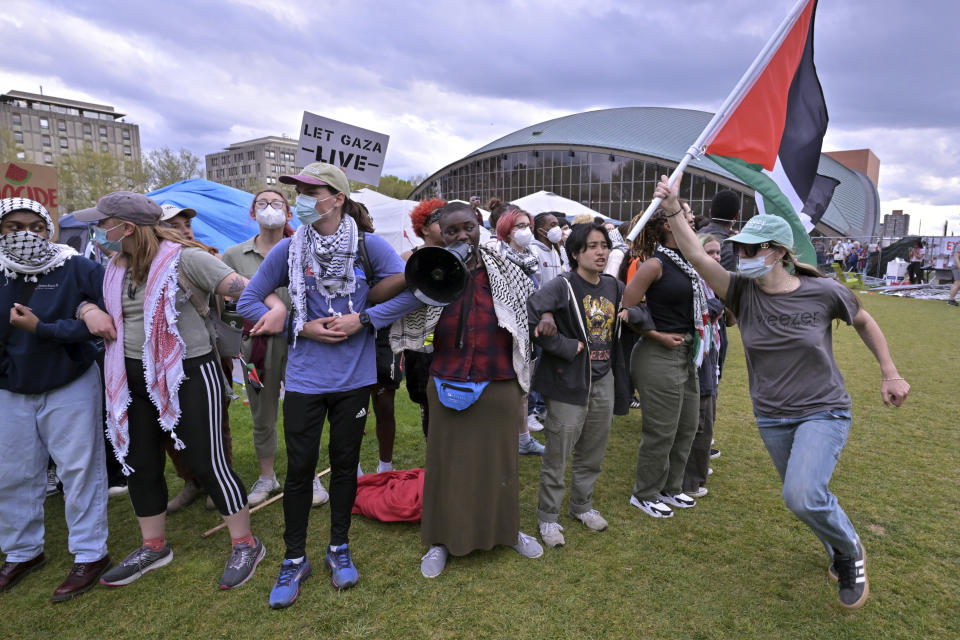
left=569, top=272, right=618, bottom=380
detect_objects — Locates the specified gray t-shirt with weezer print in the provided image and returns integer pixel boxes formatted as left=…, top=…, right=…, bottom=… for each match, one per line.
left=726, top=273, right=860, bottom=418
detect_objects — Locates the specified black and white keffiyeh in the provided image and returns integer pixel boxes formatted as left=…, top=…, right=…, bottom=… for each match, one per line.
left=0, top=230, right=76, bottom=281
left=657, top=244, right=711, bottom=366
left=287, top=214, right=359, bottom=343
left=499, top=241, right=539, bottom=276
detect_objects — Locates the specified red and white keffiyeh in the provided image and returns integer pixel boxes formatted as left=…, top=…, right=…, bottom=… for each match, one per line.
left=103, top=240, right=186, bottom=473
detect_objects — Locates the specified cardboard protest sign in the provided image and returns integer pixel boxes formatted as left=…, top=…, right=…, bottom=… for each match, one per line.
left=1, top=161, right=60, bottom=219
left=296, top=112, right=390, bottom=186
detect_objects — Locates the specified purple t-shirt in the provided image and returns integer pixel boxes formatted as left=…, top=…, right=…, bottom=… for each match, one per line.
left=726, top=274, right=860, bottom=418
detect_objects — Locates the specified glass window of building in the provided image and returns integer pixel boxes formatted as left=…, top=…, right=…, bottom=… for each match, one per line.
left=43, top=152, right=53, bottom=164
left=57, top=121, right=67, bottom=132
left=11, top=113, right=21, bottom=127
left=59, top=137, right=68, bottom=149
left=41, top=135, right=51, bottom=147
left=40, top=118, right=49, bottom=129
left=83, top=123, right=92, bottom=136
left=100, top=142, right=108, bottom=152
left=122, top=129, right=130, bottom=140
left=13, top=131, right=23, bottom=143
left=124, top=146, right=132, bottom=156
left=99, top=126, right=107, bottom=137
left=247, top=150, right=255, bottom=160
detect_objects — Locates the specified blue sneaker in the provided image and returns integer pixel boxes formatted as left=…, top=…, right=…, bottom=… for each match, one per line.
left=269, top=558, right=311, bottom=609
left=325, top=544, right=359, bottom=590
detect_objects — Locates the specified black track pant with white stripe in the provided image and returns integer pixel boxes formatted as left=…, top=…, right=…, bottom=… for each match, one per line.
left=124, top=353, right=247, bottom=517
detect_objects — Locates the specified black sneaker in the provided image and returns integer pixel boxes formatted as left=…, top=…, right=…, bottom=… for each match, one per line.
left=710, top=448, right=721, bottom=459
left=219, top=537, right=266, bottom=590
left=833, top=541, right=868, bottom=609
left=948, top=300, right=959, bottom=306
left=100, top=545, right=173, bottom=586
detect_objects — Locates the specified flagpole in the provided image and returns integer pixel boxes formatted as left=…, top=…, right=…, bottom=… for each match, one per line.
left=626, top=0, right=812, bottom=242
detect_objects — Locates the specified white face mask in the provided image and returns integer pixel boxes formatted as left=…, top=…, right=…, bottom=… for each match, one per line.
left=546, top=227, right=563, bottom=244
left=255, top=207, right=287, bottom=229
left=561, top=228, right=572, bottom=242
left=512, top=227, right=534, bottom=248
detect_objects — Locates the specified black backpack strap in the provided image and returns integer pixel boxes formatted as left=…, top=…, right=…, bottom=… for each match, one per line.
left=357, top=231, right=376, bottom=286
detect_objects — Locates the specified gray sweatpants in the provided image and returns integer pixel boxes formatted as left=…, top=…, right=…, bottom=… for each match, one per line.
left=536, top=371, right=614, bottom=523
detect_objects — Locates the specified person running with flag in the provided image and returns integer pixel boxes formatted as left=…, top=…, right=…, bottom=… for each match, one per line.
left=654, top=172, right=909, bottom=610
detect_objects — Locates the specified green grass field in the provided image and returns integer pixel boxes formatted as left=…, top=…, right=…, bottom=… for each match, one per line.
left=4, top=293, right=958, bottom=639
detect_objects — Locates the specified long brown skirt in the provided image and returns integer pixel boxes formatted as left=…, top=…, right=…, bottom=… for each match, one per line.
left=421, top=378, right=522, bottom=556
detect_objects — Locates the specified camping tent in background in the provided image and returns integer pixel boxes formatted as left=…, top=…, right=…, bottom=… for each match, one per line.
left=510, top=191, right=610, bottom=221
left=351, top=188, right=422, bottom=254
left=58, top=180, right=424, bottom=257
left=59, top=178, right=260, bottom=254
left=148, top=179, right=259, bottom=251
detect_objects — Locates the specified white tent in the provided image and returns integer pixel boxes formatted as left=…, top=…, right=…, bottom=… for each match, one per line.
left=510, top=191, right=609, bottom=221
left=351, top=188, right=422, bottom=254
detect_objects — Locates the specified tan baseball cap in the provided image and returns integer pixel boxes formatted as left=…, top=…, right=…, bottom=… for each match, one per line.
left=159, top=204, right=197, bottom=221
left=279, top=162, right=350, bottom=195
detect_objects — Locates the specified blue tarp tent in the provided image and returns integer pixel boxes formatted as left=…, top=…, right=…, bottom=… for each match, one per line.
left=147, top=179, right=260, bottom=251
left=58, top=179, right=263, bottom=253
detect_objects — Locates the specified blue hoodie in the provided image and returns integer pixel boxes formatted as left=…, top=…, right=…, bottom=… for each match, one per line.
left=0, top=255, right=105, bottom=394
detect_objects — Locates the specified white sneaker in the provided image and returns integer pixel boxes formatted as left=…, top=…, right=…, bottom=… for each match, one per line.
left=629, top=495, right=673, bottom=518
left=377, top=460, right=393, bottom=473
left=538, top=521, right=565, bottom=548
left=570, top=509, right=608, bottom=531
left=526, top=413, right=544, bottom=432
left=658, top=492, right=696, bottom=508
left=247, top=475, right=281, bottom=507
left=312, top=477, right=329, bottom=507
left=511, top=532, right=544, bottom=558
left=420, top=545, right=448, bottom=578
left=687, top=486, right=708, bottom=498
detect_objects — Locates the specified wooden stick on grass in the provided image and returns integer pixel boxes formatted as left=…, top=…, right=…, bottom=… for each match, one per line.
left=201, top=467, right=331, bottom=538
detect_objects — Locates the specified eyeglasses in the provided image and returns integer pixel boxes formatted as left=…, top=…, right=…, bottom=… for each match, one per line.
left=254, top=200, right=285, bottom=210
left=739, top=242, right=771, bottom=258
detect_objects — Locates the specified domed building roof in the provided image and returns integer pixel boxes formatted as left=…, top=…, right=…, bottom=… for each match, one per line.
left=414, top=107, right=878, bottom=236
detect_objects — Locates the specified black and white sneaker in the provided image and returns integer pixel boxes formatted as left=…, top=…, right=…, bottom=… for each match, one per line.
left=833, top=541, right=868, bottom=609
left=629, top=495, right=673, bottom=518
left=658, top=492, right=696, bottom=508
left=100, top=545, right=173, bottom=586
left=710, top=448, right=722, bottom=459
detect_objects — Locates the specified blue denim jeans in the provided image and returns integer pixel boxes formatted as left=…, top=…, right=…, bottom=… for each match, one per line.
left=0, top=364, right=108, bottom=562
left=755, top=409, right=859, bottom=557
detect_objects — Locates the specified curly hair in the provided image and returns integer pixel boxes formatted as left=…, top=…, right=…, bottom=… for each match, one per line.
left=632, top=207, right=672, bottom=260
left=409, top=198, right=446, bottom=238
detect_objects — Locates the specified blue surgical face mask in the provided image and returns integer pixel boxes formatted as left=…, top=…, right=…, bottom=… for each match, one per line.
left=737, top=254, right=774, bottom=279
left=92, top=224, right=124, bottom=253
left=294, top=193, right=336, bottom=225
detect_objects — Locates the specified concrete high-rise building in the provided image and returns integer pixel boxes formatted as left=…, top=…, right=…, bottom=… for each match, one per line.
left=879, top=209, right=910, bottom=238
left=0, top=90, right=142, bottom=171
left=205, top=136, right=300, bottom=192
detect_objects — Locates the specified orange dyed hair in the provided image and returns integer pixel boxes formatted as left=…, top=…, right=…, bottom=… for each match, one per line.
left=410, top=198, right=446, bottom=238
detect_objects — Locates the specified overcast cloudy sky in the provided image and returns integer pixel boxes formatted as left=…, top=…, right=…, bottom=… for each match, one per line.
left=2, top=0, right=957, bottom=234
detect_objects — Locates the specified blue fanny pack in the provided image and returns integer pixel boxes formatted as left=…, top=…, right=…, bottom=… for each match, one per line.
left=434, top=378, right=489, bottom=411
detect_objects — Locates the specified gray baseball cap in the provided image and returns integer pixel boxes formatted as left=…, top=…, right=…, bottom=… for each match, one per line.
left=73, top=191, right=163, bottom=225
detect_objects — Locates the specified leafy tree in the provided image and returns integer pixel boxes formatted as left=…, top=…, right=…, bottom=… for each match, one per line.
left=347, top=174, right=422, bottom=199
left=0, top=129, right=30, bottom=163
left=143, top=146, right=204, bottom=190
left=55, top=148, right=137, bottom=212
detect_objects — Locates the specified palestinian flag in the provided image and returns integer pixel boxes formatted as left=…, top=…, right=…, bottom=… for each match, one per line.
left=703, top=0, right=831, bottom=267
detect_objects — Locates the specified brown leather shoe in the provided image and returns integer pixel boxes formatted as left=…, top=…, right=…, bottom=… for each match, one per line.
left=0, top=553, right=48, bottom=592
left=167, top=481, right=203, bottom=513
left=50, top=555, right=111, bottom=602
